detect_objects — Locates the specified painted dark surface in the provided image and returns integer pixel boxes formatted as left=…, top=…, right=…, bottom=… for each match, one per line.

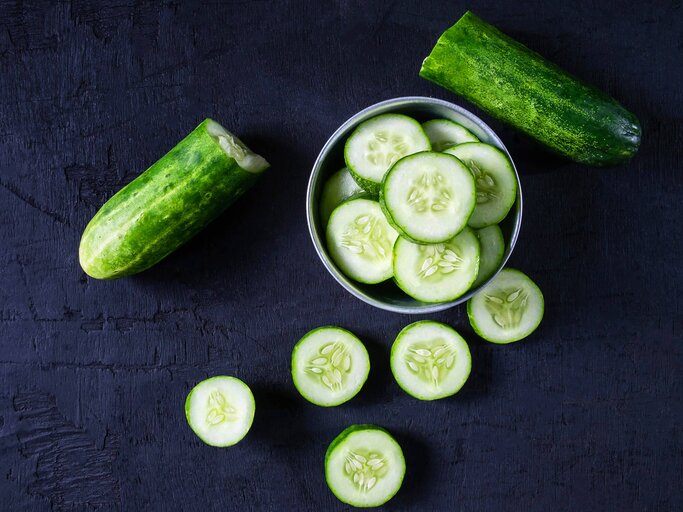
left=0, top=1, right=681, bottom=510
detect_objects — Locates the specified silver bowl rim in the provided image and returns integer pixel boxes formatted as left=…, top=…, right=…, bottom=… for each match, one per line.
left=306, top=96, right=523, bottom=314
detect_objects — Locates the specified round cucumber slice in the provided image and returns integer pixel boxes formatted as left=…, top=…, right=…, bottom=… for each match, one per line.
left=319, top=167, right=365, bottom=226
left=444, top=142, right=517, bottom=228
left=326, top=198, right=399, bottom=284
left=185, top=376, right=255, bottom=447
left=344, top=114, right=431, bottom=195
left=467, top=268, right=544, bottom=344
left=472, top=225, right=505, bottom=288
left=390, top=321, right=471, bottom=400
left=393, top=228, right=480, bottom=303
left=325, top=425, right=405, bottom=508
left=421, top=118, right=479, bottom=151
left=291, top=326, right=370, bottom=407
left=380, top=151, right=475, bottom=244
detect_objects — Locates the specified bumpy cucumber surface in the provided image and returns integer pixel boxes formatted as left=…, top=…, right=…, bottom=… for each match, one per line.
left=292, top=326, right=370, bottom=407
left=79, top=119, right=269, bottom=279
left=344, top=114, right=431, bottom=195
left=472, top=224, right=505, bottom=288
left=185, top=376, right=255, bottom=447
left=380, top=151, right=475, bottom=244
left=390, top=321, right=471, bottom=400
left=325, top=424, right=405, bottom=508
left=422, top=118, right=479, bottom=151
left=468, top=268, right=544, bottom=343
left=319, top=167, right=365, bottom=225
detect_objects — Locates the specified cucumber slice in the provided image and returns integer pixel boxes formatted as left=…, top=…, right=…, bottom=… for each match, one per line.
left=344, top=114, right=431, bottom=195
left=185, top=376, right=255, bottom=447
left=472, top=225, right=505, bottom=288
left=380, top=152, right=475, bottom=244
left=422, top=119, right=479, bottom=151
left=291, top=326, right=370, bottom=407
left=326, top=198, right=399, bottom=284
left=390, top=321, right=471, bottom=400
left=325, top=425, right=405, bottom=508
left=319, top=167, right=365, bottom=225
left=444, top=143, right=517, bottom=228
left=467, top=268, right=544, bottom=344
left=393, top=228, right=480, bottom=303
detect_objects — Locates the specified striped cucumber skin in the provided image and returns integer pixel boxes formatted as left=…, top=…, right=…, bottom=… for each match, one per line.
left=420, top=11, right=641, bottom=166
left=79, top=119, right=265, bottom=279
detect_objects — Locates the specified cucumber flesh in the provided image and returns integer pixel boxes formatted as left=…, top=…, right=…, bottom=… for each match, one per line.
left=292, top=327, right=370, bottom=407
left=472, top=225, right=505, bottom=288
left=422, top=119, right=479, bottom=151
left=468, top=268, right=544, bottom=343
left=205, top=120, right=269, bottom=173
left=344, top=114, right=431, bottom=195
left=380, top=152, right=475, bottom=244
left=185, top=376, right=255, bottom=447
left=325, top=425, right=405, bottom=508
left=326, top=198, right=399, bottom=284
left=319, top=167, right=365, bottom=226
left=393, top=228, right=480, bottom=303
left=390, top=321, right=471, bottom=400
left=444, top=142, right=517, bottom=228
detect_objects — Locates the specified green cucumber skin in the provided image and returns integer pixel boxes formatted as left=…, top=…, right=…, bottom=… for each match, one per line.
left=79, top=119, right=261, bottom=279
left=420, top=11, right=641, bottom=166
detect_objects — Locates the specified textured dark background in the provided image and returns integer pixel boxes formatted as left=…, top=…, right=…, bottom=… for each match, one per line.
left=0, top=1, right=681, bottom=510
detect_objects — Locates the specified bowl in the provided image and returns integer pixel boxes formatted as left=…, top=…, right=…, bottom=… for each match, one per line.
left=306, top=96, right=522, bottom=314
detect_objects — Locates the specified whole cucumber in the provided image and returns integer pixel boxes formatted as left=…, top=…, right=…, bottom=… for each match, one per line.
left=79, top=119, right=269, bottom=279
left=420, top=11, right=641, bottom=166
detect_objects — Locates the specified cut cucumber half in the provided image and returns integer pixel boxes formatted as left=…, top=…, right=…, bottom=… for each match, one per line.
left=344, top=114, right=431, bottom=195
left=380, top=152, right=475, bottom=244
left=393, top=228, right=480, bottom=303
left=325, top=425, right=405, bottom=508
left=185, top=376, right=255, bottom=447
left=390, top=321, right=471, bottom=400
left=472, top=225, right=505, bottom=288
left=292, top=326, right=370, bottom=407
left=326, top=198, right=399, bottom=284
left=421, top=118, right=479, bottom=151
left=444, top=143, right=517, bottom=228
left=468, top=268, right=544, bottom=344
left=319, top=167, right=365, bottom=225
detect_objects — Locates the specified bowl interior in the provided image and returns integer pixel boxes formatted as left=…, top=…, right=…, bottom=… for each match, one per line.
left=307, top=97, right=522, bottom=314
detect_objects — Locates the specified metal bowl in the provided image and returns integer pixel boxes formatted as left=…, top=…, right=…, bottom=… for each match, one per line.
left=306, top=96, right=522, bottom=314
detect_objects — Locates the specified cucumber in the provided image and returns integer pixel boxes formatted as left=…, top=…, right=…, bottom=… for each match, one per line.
left=472, top=225, right=505, bottom=288
left=467, top=268, right=544, bottom=344
left=291, top=326, right=370, bottom=407
left=185, top=376, right=255, bottom=447
left=420, top=11, right=641, bottom=166
left=390, top=321, right=471, bottom=400
left=421, top=119, right=479, bottom=151
left=326, top=198, right=399, bottom=284
left=380, top=151, right=475, bottom=244
left=393, top=228, right=480, bottom=303
left=444, top=143, right=516, bottom=228
left=344, top=114, right=431, bottom=195
left=79, top=119, right=269, bottom=279
left=319, top=167, right=365, bottom=225
left=325, top=425, right=405, bottom=508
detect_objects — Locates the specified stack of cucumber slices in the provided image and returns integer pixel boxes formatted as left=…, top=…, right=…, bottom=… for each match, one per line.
left=322, top=113, right=518, bottom=303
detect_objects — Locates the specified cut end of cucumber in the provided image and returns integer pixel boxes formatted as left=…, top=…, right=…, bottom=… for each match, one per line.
left=206, top=119, right=270, bottom=174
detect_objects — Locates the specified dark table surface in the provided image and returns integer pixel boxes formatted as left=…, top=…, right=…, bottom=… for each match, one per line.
left=0, top=1, right=681, bottom=510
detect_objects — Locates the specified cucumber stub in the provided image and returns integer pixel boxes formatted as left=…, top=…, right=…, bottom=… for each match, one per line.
left=344, top=114, right=431, bottom=195
left=185, top=376, right=255, bottom=447
left=380, top=151, right=475, bottom=244
left=326, top=198, right=399, bottom=284
left=319, top=167, right=365, bottom=226
left=444, top=142, right=517, bottom=228
left=325, top=425, right=406, bottom=508
left=292, top=326, right=370, bottom=407
left=472, top=224, right=505, bottom=288
left=468, top=268, right=544, bottom=343
left=390, top=321, right=471, bottom=400
left=422, top=118, right=479, bottom=151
